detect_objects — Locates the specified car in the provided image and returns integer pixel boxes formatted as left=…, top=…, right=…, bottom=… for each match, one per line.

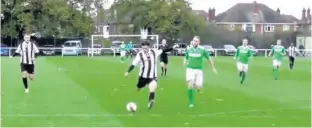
left=247, top=45, right=258, bottom=56
left=110, top=41, right=123, bottom=54
left=0, top=43, right=9, bottom=56
left=202, top=45, right=215, bottom=56
left=62, top=40, right=83, bottom=56
left=221, top=44, right=236, bottom=56
left=41, top=44, right=55, bottom=56
left=88, top=44, right=103, bottom=56
left=173, top=43, right=188, bottom=56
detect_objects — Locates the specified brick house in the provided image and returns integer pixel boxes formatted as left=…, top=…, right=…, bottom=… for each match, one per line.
left=211, top=1, right=299, bottom=35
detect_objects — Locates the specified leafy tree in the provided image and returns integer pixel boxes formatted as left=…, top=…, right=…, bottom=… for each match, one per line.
left=111, top=0, right=206, bottom=41
left=1, top=0, right=94, bottom=38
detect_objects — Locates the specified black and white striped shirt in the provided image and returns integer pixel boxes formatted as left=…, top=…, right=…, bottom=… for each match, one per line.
left=15, top=41, right=39, bottom=65
left=287, top=46, right=298, bottom=57
left=132, top=49, right=163, bottom=78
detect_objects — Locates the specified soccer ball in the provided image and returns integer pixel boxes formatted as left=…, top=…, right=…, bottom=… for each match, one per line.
left=126, top=102, right=137, bottom=112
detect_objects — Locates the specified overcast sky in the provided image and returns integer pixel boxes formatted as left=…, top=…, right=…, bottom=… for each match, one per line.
left=190, top=0, right=311, bottom=19
left=104, top=0, right=311, bottom=19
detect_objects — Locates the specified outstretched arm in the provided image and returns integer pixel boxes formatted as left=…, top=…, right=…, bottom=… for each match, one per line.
left=125, top=53, right=141, bottom=74
left=156, top=44, right=178, bottom=56
left=11, top=44, right=21, bottom=57
left=33, top=44, right=40, bottom=58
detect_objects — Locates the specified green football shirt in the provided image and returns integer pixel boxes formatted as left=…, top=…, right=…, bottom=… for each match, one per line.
left=119, top=44, right=127, bottom=51
left=235, top=45, right=252, bottom=64
left=271, top=45, right=286, bottom=61
left=185, top=46, right=210, bottom=70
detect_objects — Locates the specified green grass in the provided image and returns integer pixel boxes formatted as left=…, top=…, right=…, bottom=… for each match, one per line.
left=1, top=56, right=311, bottom=127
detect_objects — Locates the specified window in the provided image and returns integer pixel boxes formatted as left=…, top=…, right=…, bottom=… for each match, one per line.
left=283, top=25, right=290, bottom=31
left=243, top=24, right=255, bottom=32
left=264, top=24, right=274, bottom=32
left=294, top=25, right=299, bottom=31
left=229, top=24, right=235, bottom=31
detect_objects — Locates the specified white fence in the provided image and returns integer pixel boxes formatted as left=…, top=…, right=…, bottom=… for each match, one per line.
left=1, top=47, right=311, bottom=58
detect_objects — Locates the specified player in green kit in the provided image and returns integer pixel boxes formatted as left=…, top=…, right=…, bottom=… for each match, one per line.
left=184, top=36, right=218, bottom=108
left=234, top=38, right=252, bottom=84
left=269, top=39, right=286, bottom=80
left=119, top=41, right=127, bottom=63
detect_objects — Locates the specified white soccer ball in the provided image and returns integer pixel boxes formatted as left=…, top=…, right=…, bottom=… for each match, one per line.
left=126, top=102, right=137, bottom=112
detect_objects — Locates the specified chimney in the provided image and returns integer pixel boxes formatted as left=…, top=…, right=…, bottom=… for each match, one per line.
left=277, top=8, right=280, bottom=14
left=307, top=8, right=311, bottom=22
left=212, top=8, right=215, bottom=21
left=253, top=1, right=259, bottom=15
left=208, top=8, right=212, bottom=21
left=302, top=8, right=306, bottom=20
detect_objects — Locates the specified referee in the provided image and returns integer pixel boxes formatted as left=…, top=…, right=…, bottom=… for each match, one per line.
left=287, top=43, right=298, bottom=70
left=124, top=40, right=178, bottom=110
left=10, top=34, right=40, bottom=93
left=159, top=39, right=170, bottom=76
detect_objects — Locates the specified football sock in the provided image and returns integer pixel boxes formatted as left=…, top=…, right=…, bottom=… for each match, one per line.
left=240, top=71, right=246, bottom=84
left=121, top=57, right=124, bottom=61
left=290, top=63, right=294, bottom=69
left=161, top=67, right=164, bottom=75
left=239, top=71, right=243, bottom=77
left=149, top=92, right=155, bottom=102
left=22, top=78, right=28, bottom=89
left=273, top=67, right=279, bottom=79
left=164, top=68, right=167, bottom=76
left=188, top=89, right=194, bottom=105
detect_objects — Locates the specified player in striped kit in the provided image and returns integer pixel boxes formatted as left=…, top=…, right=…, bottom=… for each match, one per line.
left=124, top=40, right=178, bottom=109
left=287, top=43, right=299, bottom=70
left=10, top=34, right=40, bottom=93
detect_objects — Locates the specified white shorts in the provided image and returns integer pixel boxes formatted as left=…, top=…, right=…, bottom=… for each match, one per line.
left=236, top=62, right=249, bottom=72
left=120, top=51, right=126, bottom=57
left=273, top=59, right=282, bottom=67
left=186, top=68, right=203, bottom=87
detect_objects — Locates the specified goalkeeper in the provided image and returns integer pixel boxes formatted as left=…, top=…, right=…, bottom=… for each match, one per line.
left=127, top=41, right=134, bottom=58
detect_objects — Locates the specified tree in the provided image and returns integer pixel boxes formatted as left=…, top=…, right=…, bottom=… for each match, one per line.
left=111, top=0, right=206, bottom=41
left=1, top=0, right=94, bottom=38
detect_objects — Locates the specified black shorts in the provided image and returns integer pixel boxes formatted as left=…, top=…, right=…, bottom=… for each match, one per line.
left=160, top=57, right=168, bottom=64
left=136, top=76, right=157, bottom=89
left=20, top=64, right=34, bottom=74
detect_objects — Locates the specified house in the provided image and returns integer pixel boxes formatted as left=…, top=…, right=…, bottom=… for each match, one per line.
left=296, top=8, right=311, bottom=51
left=212, top=1, right=299, bottom=35
left=192, top=10, right=210, bottom=22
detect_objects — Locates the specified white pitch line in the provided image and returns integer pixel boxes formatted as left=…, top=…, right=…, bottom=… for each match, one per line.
left=1, top=106, right=310, bottom=118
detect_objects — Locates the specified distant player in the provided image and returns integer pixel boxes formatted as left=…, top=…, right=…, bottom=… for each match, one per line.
left=10, top=34, right=39, bottom=93
left=124, top=40, right=178, bottom=109
left=234, top=39, right=252, bottom=84
left=119, top=41, right=127, bottom=63
left=287, top=43, right=299, bottom=70
left=127, top=41, right=134, bottom=58
left=269, top=39, right=286, bottom=80
left=184, top=36, right=217, bottom=108
left=159, top=39, right=170, bottom=76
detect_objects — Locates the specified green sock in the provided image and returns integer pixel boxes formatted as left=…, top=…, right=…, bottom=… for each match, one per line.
left=121, top=57, right=124, bottom=61
left=240, top=72, right=246, bottom=83
left=188, top=89, right=194, bottom=105
left=273, top=68, right=278, bottom=79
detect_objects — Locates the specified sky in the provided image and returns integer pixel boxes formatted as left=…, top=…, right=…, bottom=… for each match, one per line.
left=104, top=0, right=311, bottom=19
left=189, top=0, right=310, bottom=19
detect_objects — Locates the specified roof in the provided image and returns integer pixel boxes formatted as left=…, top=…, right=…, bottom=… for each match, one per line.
left=215, top=3, right=298, bottom=23
left=192, top=10, right=208, bottom=21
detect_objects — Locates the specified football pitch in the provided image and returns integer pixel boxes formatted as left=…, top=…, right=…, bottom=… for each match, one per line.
left=1, top=56, right=311, bottom=127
